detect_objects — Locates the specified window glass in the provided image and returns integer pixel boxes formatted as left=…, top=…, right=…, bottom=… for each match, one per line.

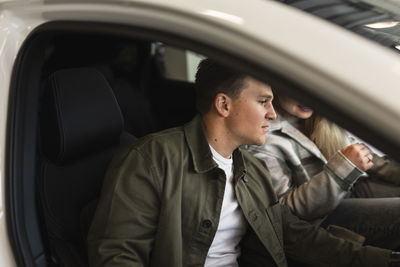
left=151, top=42, right=205, bottom=82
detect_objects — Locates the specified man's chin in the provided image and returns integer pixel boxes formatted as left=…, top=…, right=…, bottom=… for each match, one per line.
left=241, top=136, right=266, bottom=147
left=252, top=138, right=266, bottom=146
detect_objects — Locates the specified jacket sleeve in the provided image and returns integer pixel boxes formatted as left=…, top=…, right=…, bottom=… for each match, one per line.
left=251, top=144, right=363, bottom=221
left=87, top=147, right=161, bottom=267
left=280, top=204, right=391, bottom=267
left=347, top=134, right=400, bottom=185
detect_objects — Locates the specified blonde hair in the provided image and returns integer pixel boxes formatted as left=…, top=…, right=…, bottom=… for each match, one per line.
left=304, top=115, right=349, bottom=160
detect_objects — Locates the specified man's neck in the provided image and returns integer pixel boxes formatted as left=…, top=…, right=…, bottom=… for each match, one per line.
left=202, top=114, right=236, bottom=159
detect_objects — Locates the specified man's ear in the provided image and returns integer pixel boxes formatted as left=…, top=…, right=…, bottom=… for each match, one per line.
left=214, top=93, right=231, bottom=117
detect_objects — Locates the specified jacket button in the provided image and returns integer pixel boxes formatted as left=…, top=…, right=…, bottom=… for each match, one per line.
left=242, top=176, right=248, bottom=183
left=201, top=220, right=212, bottom=228
left=249, top=211, right=258, bottom=222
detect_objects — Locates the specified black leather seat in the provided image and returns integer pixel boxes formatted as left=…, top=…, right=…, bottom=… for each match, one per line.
left=37, top=68, right=135, bottom=266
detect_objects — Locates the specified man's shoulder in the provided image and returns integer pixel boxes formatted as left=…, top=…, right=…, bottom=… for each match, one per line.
left=238, top=148, right=278, bottom=200
left=110, top=126, right=188, bottom=171
left=240, top=148, right=270, bottom=172
left=134, top=126, right=186, bottom=150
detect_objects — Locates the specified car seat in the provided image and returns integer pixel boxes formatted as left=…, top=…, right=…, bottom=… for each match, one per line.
left=37, top=67, right=135, bottom=266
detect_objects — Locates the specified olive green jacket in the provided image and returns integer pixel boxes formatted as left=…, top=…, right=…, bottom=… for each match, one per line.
left=87, top=115, right=390, bottom=267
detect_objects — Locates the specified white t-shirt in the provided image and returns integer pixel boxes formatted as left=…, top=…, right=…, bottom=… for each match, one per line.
left=204, top=145, right=247, bottom=267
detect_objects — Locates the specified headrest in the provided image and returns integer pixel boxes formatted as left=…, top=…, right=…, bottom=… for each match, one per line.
left=41, top=68, right=124, bottom=163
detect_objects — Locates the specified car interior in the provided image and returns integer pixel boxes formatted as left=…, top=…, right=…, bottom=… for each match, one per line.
left=6, top=2, right=400, bottom=265
left=35, top=32, right=202, bottom=266
left=8, top=25, right=201, bottom=267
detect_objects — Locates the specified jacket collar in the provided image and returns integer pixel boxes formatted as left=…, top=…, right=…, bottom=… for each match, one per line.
left=184, top=114, right=247, bottom=176
left=184, top=114, right=217, bottom=173
left=269, top=114, right=327, bottom=161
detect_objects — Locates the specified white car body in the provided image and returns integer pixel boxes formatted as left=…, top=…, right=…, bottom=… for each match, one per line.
left=0, top=0, right=400, bottom=266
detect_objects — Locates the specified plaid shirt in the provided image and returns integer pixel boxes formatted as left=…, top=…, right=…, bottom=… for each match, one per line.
left=246, top=115, right=364, bottom=221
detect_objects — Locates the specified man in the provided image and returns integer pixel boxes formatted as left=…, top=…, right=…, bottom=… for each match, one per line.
left=87, top=59, right=398, bottom=266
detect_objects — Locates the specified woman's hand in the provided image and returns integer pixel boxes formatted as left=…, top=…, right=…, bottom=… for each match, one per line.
left=341, top=143, right=374, bottom=171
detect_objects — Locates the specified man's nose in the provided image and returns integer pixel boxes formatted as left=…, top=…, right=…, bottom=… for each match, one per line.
left=266, top=104, right=277, bottom=120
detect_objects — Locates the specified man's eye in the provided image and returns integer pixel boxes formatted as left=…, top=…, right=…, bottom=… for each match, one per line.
left=259, top=100, right=267, bottom=104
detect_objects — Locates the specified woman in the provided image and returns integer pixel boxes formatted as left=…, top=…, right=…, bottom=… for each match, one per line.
left=246, top=94, right=400, bottom=250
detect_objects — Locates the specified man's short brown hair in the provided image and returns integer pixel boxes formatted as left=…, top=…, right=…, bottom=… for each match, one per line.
left=195, top=59, right=248, bottom=114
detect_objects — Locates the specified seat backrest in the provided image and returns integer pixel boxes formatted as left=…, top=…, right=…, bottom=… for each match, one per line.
left=37, top=68, right=135, bottom=266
